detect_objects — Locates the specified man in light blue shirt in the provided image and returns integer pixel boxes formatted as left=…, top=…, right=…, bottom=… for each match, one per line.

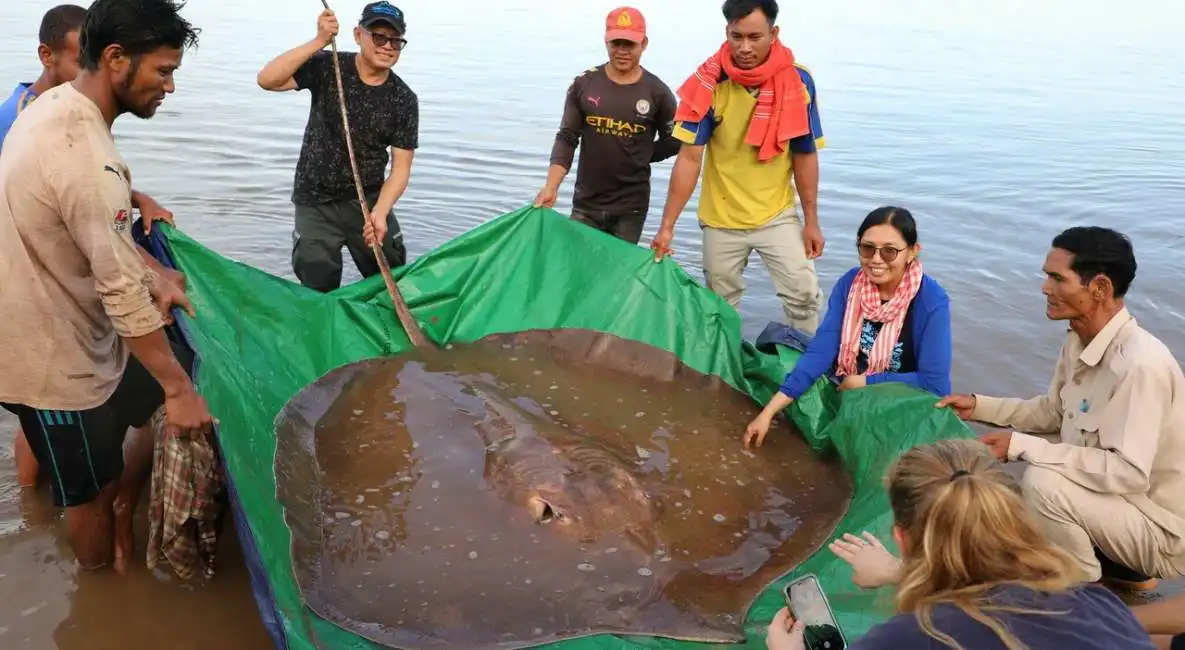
left=1, top=5, right=87, bottom=488
left=0, top=5, right=86, bottom=151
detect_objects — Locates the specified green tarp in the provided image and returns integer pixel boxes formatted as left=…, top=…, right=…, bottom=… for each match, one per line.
left=156, top=206, right=973, bottom=650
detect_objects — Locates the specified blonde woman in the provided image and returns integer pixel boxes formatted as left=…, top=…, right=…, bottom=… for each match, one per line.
left=766, top=439, right=1155, bottom=649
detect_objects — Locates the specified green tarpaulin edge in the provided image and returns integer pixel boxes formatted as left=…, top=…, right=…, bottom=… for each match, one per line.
left=160, top=206, right=973, bottom=650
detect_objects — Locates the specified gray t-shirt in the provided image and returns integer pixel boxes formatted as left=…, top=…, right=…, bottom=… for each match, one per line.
left=292, top=51, right=419, bottom=206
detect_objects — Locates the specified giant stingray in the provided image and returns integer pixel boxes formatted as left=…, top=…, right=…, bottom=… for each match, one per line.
left=275, top=329, right=853, bottom=649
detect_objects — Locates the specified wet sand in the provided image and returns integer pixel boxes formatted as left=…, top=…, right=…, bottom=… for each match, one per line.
left=0, top=411, right=273, bottom=650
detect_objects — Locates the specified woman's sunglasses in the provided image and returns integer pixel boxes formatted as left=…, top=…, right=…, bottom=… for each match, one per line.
left=857, top=242, right=904, bottom=262
left=366, top=30, right=408, bottom=51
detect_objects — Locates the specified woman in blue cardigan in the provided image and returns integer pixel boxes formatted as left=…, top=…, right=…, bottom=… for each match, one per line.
left=744, top=206, right=952, bottom=448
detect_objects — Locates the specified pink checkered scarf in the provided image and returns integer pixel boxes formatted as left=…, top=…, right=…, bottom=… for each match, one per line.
left=836, top=261, right=924, bottom=377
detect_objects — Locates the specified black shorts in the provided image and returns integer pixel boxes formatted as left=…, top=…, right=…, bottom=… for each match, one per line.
left=1173, top=634, right=1185, bottom=650
left=291, top=193, right=406, bottom=293
left=2, top=342, right=192, bottom=508
left=570, top=209, right=648, bottom=245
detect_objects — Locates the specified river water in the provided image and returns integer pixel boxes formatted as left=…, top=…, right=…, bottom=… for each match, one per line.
left=1, top=0, right=1182, bottom=647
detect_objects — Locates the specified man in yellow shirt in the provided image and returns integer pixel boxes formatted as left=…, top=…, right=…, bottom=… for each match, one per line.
left=650, top=0, right=825, bottom=333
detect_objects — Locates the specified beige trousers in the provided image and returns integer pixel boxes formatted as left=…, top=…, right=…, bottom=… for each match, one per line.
left=1022, top=466, right=1185, bottom=581
left=700, top=209, right=822, bottom=334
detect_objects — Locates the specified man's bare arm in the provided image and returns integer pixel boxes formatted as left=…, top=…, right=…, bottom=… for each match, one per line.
left=371, top=148, right=414, bottom=219
left=791, top=151, right=819, bottom=228
left=257, top=38, right=327, bottom=91
left=656, top=145, right=705, bottom=234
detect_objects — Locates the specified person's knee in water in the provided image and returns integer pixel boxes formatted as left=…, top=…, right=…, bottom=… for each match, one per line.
left=0, top=0, right=211, bottom=573
left=258, top=2, right=419, bottom=292
left=743, top=206, right=953, bottom=450
left=766, top=439, right=1159, bottom=650
left=936, top=225, right=1185, bottom=589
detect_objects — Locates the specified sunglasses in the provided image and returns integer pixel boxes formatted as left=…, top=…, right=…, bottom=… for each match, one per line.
left=366, top=29, right=408, bottom=51
left=857, top=242, right=905, bottom=262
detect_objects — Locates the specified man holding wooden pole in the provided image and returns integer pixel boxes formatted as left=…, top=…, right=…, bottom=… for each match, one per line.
left=257, top=1, right=418, bottom=294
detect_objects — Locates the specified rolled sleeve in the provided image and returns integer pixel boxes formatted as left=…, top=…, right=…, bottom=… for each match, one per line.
left=789, top=66, right=825, bottom=154
left=293, top=51, right=330, bottom=92
left=673, top=106, right=715, bottom=146
left=390, top=88, right=419, bottom=151
left=50, top=149, right=163, bottom=339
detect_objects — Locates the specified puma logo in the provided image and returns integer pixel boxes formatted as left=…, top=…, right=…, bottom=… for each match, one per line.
left=587, top=96, right=601, bottom=107
left=103, top=164, right=129, bottom=183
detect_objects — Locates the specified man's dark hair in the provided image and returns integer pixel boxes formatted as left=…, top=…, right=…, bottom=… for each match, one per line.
left=79, top=0, right=200, bottom=71
left=722, top=0, right=779, bottom=25
left=40, top=4, right=88, bottom=51
left=1051, top=226, right=1138, bottom=298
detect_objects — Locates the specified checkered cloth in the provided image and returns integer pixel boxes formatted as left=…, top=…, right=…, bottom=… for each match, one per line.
left=146, top=406, right=226, bottom=579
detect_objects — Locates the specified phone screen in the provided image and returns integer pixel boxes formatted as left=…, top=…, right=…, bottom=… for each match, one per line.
left=785, top=575, right=847, bottom=650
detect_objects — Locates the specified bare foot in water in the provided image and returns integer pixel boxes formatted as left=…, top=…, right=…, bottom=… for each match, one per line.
left=113, top=498, right=135, bottom=574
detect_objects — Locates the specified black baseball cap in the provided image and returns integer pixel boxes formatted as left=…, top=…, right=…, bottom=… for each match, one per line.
left=359, top=2, right=406, bottom=33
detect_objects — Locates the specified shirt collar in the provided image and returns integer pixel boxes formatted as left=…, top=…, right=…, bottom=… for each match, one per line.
left=1078, top=307, right=1134, bottom=367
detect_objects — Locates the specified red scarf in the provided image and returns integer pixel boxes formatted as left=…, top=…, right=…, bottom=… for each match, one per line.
left=836, top=262, right=925, bottom=377
left=673, top=39, right=810, bottom=162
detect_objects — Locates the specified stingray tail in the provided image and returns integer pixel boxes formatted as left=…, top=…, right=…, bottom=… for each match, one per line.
left=470, top=385, right=529, bottom=448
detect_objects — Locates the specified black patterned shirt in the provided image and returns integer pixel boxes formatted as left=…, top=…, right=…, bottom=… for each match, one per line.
left=291, top=51, right=419, bottom=206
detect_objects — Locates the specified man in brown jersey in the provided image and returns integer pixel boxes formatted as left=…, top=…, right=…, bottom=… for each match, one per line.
left=533, top=6, right=680, bottom=245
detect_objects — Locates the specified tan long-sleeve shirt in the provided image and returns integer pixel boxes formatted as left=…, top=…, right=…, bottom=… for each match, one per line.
left=0, top=83, right=164, bottom=411
left=973, top=308, right=1185, bottom=538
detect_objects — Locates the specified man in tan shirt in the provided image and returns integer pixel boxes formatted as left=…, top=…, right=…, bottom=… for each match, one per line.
left=0, top=0, right=212, bottom=574
left=939, top=226, right=1185, bottom=588
left=4, top=3, right=181, bottom=491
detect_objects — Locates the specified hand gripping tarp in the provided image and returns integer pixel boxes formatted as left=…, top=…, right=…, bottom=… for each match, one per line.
left=139, top=206, right=974, bottom=650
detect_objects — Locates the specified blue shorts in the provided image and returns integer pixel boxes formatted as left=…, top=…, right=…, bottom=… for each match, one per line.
left=2, top=341, right=192, bottom=507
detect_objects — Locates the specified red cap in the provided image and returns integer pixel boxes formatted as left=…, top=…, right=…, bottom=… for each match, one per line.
left=605, top=7, right=646, bottom=43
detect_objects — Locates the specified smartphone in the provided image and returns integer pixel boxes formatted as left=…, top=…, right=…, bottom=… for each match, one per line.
left=783, top=574, right=847, bottom=650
